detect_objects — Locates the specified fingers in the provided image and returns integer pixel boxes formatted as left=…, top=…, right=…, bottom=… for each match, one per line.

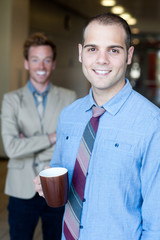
left=33, top=175, right=44, bottom=198
left=19, top=133, right=25, bottom=138
left=33, top=175, right=40, bottom=185
left=45, top=165, right=51, bottom=170
left=48, top=132, right=57, bottom=145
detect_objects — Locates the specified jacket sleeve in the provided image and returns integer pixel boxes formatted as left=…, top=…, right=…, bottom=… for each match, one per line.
left=1, top=94, right=51, bottom=159
left=36, top=144, right=55, bottom=162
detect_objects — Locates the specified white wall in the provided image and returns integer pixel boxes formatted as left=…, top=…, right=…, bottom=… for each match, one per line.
left=30, top=0, right=89, bottom=98
left=0, top=0, right=11, bottom=106
left=9, top=0, right=29, bottom=90
left=0, top=0, right=11, bottom=156
left=0, top=0, right=29, bottom=157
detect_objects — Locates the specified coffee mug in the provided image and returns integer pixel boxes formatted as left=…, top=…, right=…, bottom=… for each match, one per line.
left=39, top=167, right=69, bottom=208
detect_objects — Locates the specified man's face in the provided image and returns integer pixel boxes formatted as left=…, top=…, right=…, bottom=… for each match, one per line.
left=78, top=22, right=134, bottom=101
left=24, top=45, right=56, bottom=87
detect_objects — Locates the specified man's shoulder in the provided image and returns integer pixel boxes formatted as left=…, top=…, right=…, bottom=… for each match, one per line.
left=50, top=84, right=76, bottom=97
left=131, top=90, right=160, bottom=121
left=133, top=90, right=159, bottom=110
left=60, top=95, right=88, bottom=116
left=4, top=84, right=27, bottom=98
left=2, top=84, right=29, bottom=106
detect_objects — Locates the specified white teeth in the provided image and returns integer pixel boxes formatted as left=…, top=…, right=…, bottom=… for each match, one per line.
left=95, top=70, right=110, bottom=74
left=36, top=71, right=46, bottom=75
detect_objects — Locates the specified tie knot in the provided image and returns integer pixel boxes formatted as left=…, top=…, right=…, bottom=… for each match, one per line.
left=92, top=106, right=106, bottom=118
left=35, top=93, right=43, bottom=103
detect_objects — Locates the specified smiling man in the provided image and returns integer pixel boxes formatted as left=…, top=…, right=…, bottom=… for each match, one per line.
left=1, top=33, right=76, bottom=240
left=78, top=21, right=134, bottom=105
left=34, top=14, right=160, bottom=240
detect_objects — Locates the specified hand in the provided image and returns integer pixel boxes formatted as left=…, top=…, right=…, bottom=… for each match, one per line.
left=48, top=131, right=57, bottom=145
left=33, top=166, right=50, bottom=197
left=19, top=133, right=25, bottom=138
left=45, top=165, right=50, bottom=170
left=33, top=175, right=44, bottom=197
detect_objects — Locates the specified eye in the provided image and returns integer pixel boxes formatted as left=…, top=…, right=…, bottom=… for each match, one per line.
left=44, top=58, right=52, bottom=63
left=110, top=48, right=119, bottom=54
left=88, top=47, right=96, bottom=52
left=32, top=58, right=39, bottom=62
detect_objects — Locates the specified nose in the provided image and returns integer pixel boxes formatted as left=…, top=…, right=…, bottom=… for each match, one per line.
left=39, top=60, right=45, bottom=69
left=96, top=51, right=110, bottom=65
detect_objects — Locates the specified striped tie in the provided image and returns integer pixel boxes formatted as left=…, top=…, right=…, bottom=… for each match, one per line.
left=63, top=106, right=105, bottom=240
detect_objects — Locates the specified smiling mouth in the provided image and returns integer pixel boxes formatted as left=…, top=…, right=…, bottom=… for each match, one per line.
left=93, top=69, right=111, bottom=75
left=36, top=71, right=46, bottom=76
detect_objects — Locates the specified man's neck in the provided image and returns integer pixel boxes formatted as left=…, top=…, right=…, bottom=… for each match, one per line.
left=92, top=80, right=126, bottom=106
left=30, top=80, right=50, bottom=94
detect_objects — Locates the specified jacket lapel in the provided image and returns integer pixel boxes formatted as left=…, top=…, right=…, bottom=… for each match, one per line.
left=43, top=84, right=60, bottom=132
left=21, top=84, right=42, bottom=131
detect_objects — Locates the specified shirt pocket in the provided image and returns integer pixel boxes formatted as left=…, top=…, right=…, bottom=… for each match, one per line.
left=60, top=125, right=84, bottom=173
left=95, top=137, right=141, bottom=178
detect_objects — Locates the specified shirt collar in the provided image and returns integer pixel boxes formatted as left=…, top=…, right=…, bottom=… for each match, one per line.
left=27, top=80, right=50, bottom=96
left=86, top=79, right=133, bottom=115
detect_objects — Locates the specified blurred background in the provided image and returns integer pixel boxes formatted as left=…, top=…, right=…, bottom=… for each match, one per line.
left=0, top=0, right=160, bottom=155
left=0, top=1, right=160, bottom=238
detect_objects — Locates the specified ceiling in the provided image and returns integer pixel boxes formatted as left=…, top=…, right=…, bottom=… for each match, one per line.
left=53, top=0, right=160, bottom=34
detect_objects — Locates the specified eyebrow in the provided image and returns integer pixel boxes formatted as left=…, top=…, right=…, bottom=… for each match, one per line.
left=83, top=44, right=96, bottom=48
left=108, top=45, right=124, bottom=50
left=83, top=44, right=124, bottom=50
left=30, top=56, right=53, bottom=59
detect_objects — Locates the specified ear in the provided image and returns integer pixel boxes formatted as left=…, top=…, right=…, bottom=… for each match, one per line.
left=24, top=59, right=29, bottom=70
left=127, top=46, right=134, bottom=65
left=78, top=44, right=83, bottom=63
left=52, top=60, right=56, bottom=70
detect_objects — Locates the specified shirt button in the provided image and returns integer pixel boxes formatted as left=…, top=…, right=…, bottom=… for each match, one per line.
left=80, top=225, right=83, bottom=229
left=83, top=198, right=86, bottom=202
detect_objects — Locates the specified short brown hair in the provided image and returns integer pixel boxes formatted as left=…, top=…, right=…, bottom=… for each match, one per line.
left=23, top=32, right=57, bottom=60
left=82, top=13, right=132, bottom=50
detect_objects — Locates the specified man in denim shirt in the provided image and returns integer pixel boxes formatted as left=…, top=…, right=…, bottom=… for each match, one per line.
left=35, top=13, right=160, bottom=239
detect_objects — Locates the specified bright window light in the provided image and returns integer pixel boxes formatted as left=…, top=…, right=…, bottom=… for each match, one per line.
left=120, top=13, right=131, bottom=21
left=128, top=18, right=137, bottom=25
left=100, top=0, right=116, bottom=7
left=111, top=6, right=124, bottom=14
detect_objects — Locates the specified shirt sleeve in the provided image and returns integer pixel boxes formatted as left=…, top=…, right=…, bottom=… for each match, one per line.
left=141, top=118, right=160, bottom=239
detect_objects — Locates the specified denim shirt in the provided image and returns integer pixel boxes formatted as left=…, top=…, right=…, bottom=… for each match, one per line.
left=27, top=80, right=50, bottom=108
left=50, top=79, right=160, bottom=240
